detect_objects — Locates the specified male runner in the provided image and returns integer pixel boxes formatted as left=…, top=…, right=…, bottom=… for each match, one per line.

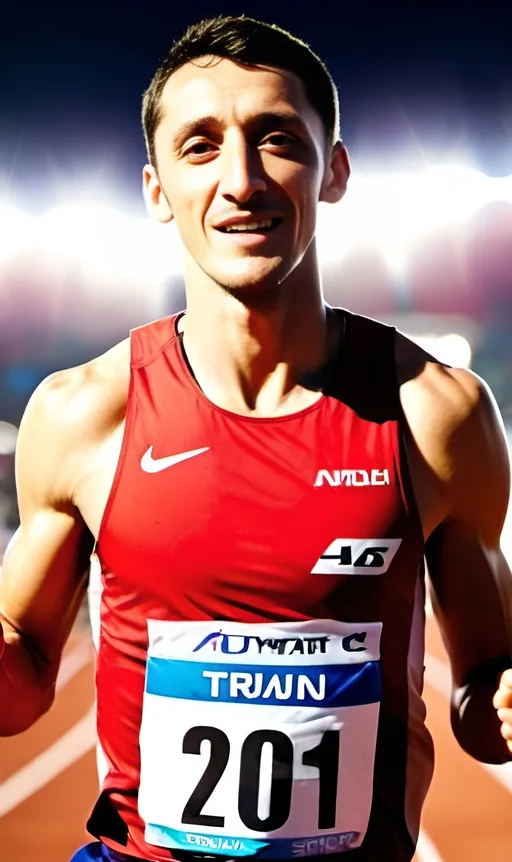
left=1, top=15, right=512, bottom=862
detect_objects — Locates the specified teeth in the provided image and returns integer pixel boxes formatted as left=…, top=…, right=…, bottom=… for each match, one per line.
left=224, top=219, right=273, bottom=232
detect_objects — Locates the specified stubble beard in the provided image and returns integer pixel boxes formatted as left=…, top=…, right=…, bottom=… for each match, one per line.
left=201, top=257, right=294, bottom=310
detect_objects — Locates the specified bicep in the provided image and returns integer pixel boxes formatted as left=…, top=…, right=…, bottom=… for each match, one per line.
left=0, top=372, right=94, bottom=667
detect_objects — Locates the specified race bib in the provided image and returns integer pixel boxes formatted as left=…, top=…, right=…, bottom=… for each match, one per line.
left=139, top=619, right=382, bottom=858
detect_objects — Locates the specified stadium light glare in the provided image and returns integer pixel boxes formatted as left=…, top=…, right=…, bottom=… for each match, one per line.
left=421, top=164, right=497, bottom=223
left=324, top=165, right=511, bottom=278
left=35, top=204, right=182, bottom=290
left=316, top=204, right=353, bottom=265
left=38, top=203, right=135, bottom=258
left=412, top=333, right=472, bottom=368
left=0, top=204, right=32, bottom=263
left=137, top=220, right=185, bottom=282
left=496, top=174, right=512, bottom=204
left=352, top=166, right=494, bottom=243
left=1, top=167, right=511, bottom=276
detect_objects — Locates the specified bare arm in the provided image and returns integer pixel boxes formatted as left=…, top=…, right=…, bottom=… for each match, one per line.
left=0, top=371, right=94, bottom=735
left=419, top=370, right=512, bottom=762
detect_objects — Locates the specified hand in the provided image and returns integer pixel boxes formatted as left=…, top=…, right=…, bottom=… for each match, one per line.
left=493, top=668, right=512, bottom=755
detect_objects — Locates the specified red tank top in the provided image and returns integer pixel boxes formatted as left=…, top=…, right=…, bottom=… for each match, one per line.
left=87, top=310, right=433, bottom=862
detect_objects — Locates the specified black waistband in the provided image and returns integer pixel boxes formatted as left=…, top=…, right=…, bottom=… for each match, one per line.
left=103, top=847, right=235, bottom=862
left=102, top=847, right=143, bottom=862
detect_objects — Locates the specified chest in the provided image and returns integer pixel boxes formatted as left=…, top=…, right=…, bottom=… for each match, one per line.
left=91, top=399, right=417, bottom=618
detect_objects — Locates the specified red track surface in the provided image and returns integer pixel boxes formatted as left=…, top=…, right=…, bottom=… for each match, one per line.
left=1, top=618, right=511, bottom=862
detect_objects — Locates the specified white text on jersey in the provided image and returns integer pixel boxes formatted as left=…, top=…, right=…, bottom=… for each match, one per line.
left=314, top=469, right=390, bottom=487
left=311, top=538, right=402, bottom=576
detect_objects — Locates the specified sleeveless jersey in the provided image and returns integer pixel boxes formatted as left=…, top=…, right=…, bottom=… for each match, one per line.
left=87, top=310, right=434, bottom=862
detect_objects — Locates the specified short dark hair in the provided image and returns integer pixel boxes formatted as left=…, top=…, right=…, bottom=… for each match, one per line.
left=142, top=15, right=340, bottom=166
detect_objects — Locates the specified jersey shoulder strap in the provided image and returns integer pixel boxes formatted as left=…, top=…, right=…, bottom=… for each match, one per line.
left=328, top=310, right=400, bottom=423
left=129, top=315, right=180, bottom=368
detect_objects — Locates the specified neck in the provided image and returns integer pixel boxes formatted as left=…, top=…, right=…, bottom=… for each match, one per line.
left=181, top=250, right=340, bottom=416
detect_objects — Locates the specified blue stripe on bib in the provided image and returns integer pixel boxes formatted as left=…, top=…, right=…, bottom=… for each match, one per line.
left=145, top=824, right=360, bottom=857
left=145, top=658, right=380, bottom=707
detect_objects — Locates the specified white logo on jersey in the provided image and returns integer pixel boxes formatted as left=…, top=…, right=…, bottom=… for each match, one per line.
left=314, top=469, right=389, bottom=487
left=141, top=445, right=210, bottom=473
left=311, top=538, right=402, bottom=575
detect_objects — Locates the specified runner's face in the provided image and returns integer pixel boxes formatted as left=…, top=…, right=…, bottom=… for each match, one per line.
left=145, top=58, right=340, bottom=293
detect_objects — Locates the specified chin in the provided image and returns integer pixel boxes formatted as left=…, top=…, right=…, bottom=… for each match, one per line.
left=213, top=260, right=292, bottom=296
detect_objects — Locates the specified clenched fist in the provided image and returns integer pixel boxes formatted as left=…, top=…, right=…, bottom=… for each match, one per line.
left=493, top=669, right=512, bottom=755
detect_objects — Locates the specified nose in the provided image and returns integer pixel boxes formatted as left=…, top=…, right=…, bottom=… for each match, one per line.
left=218, top=134, right=267, bottom=203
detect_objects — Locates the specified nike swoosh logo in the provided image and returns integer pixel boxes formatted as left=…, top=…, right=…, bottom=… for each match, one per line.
left=141, top=445, right=210, bottom=473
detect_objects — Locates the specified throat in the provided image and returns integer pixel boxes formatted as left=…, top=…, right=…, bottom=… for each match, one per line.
left=234, top=381, right=324, bottom=417
left=178, top=333, right=324, bottom=417
left=177, top=305, right=345, bottom=417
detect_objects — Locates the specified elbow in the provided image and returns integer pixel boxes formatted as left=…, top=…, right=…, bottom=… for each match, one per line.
left=0, top=685, right=55, bottom=737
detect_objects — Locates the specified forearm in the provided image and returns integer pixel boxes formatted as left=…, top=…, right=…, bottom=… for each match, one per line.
left=0, top=623, right=56, bottom=736
left=451, top=656, right=512, bottom=764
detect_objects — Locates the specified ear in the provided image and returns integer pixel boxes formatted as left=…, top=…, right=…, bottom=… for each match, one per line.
left=319, top=142, right=351, bottom=204
left=142, top=164, right=174, bottom=223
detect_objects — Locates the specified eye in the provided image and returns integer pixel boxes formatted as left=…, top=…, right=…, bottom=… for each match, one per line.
left=183, top=140, right=218, bottom=161
left=261, top=132, right=298, bottom=149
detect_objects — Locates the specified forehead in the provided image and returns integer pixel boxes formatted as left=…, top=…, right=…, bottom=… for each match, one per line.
left=157, top=57, right=323, bottom=138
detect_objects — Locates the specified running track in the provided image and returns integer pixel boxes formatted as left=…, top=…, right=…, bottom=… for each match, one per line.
left=1, top=610, right=512, bottom=862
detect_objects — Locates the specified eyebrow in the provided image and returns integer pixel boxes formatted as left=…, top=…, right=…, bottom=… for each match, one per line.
left=249, top=111, right=308, bottom=135
left=171, top=116, right=221, bottom=149
left=171, top=110, right=308, bottom=149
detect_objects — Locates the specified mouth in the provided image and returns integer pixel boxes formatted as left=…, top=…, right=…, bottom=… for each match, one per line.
left=215, top=217, right=283, bottom=234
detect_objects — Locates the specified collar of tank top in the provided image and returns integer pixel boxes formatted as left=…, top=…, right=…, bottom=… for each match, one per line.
left=175, top=307, right=347, bottom=394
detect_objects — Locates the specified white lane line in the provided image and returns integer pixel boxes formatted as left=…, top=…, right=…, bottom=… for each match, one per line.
left=484, top=760, right=512, bottom=794
left=0, top=635, right=94, bottom=793
left=425, top=651, right=512, bottom=794
left=416, top=829, right=445, bottom=862
left=56, top=635, right=93, bottom=692
left=0, top=706, right=96, bottom=816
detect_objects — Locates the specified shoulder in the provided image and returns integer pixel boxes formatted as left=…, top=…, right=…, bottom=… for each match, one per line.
left=396, top=329, right=499, bottom=448
left=15, top=339, right=131, bottom=505
left=26, top=339, right=130, bottom=435
left=395, top=331, right=510, bottom=534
